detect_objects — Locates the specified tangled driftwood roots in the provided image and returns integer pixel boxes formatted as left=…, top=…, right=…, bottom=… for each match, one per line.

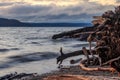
left=56, top=6, right=120, bottom=76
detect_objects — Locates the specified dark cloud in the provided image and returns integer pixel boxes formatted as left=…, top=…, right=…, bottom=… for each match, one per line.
left=0, top=2, right=13, bottom=6
left=116, top=0, right=120, bottom=2
left=8, top=5, right=51, bottom=15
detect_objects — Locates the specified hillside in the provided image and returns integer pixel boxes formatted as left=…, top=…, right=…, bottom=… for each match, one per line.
left=0, top=18, right=91, bottom=27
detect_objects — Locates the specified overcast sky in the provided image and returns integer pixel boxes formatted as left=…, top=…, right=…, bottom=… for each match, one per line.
left=0, top=0, right=119, bottom=23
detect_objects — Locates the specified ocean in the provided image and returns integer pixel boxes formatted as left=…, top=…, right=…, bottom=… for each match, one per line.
left=0, top=27, right=93, bottom=76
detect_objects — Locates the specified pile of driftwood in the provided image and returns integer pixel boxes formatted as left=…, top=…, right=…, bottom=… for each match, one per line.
left=55, top=6, right=120, bottom=76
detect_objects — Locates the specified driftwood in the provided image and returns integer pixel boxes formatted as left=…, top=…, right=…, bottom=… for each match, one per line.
left=88, top=6, right=120, bottom=75
left=79, top=58, right=115, bottom=72
left=56, top=47, right=96, bottom=65
left=52, top=26, right=97, bottom=39
left=55, top=6, right=120, bottom=76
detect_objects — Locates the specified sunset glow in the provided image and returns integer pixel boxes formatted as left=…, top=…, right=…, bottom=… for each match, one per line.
left=24, top=0, right=81, bottom=6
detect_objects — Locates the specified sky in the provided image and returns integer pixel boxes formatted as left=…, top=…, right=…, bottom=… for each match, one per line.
left=0, top=0, right=120, bottom=23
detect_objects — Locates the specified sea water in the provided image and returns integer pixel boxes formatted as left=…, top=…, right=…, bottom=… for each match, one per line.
left=0, top=27, right=93, bottom=76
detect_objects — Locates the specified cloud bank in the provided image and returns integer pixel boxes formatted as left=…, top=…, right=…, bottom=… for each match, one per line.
left=0, top=0, right=119, bottom=22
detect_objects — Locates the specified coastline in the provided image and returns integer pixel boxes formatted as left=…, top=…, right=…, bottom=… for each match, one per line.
left=2, top=65, right=119, bottom=80
left=39, top=65, right=120, bottom=80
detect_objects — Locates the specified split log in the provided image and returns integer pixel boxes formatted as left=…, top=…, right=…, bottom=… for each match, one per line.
left=56, top=47, right=96, bottom=65
left=52, top=26, right=97, bottom=39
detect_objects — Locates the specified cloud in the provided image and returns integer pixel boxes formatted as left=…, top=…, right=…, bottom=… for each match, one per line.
left=89, top=0, right=120, bottom=6
left=0, top=2, right=13, bottom=7
left=24, top=0, right=120, bottom=6
left=0, top=0, right=119, bottom=22
left=23, top=0, right=82, bottom=6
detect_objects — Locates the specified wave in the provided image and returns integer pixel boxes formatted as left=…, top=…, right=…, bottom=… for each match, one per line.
left=0, top=27, right=84, bottom=75
left=0, top=48, right=20, bottom=52
left=0, top=52, right=59, bottom=69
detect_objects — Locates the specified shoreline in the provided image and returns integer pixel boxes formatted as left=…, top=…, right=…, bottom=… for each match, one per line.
left=2, top=65, right=120, bottom=80
left=40, top=65, right=120, bottom=80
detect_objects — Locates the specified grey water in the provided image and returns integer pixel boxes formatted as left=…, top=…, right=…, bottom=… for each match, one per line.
left=0, top=27, right=92, bottom=76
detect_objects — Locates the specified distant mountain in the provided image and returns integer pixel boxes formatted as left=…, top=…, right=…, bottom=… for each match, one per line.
left=0, top=18, right=92, bottom=27
left=0, top=18, right=22, bottom=26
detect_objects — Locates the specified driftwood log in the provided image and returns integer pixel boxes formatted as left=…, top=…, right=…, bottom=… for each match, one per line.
left=52, top=25, right=97, bottom=39
left=56, top=47, right=96, bottom=65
